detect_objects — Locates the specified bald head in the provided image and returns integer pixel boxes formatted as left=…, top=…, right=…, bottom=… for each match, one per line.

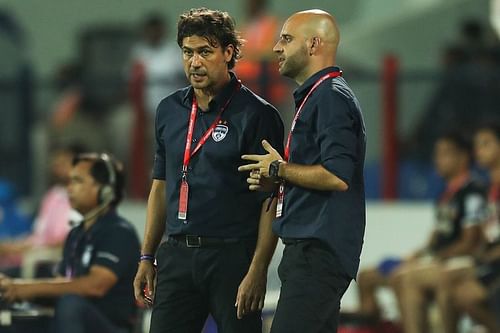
left=287, top=9, right=340, bottom=47
left=274, top=9, right=340, bottom=84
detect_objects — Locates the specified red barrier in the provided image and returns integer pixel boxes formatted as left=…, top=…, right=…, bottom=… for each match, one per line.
left=381, top=55, right=399, bottom=200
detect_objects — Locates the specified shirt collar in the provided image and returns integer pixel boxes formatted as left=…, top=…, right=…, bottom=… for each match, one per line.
left=80, top=208, right=117, bottom=236
left=293, top=66, right=341, bottom=103
left=182, top=71, right=239, bottom=112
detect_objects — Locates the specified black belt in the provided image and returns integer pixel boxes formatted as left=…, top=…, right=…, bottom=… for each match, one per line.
left=281, top=238, right=322, bottom=245
left=281, top=238, right=309, bottom=245
left=168, top=235, right=242, bottom=248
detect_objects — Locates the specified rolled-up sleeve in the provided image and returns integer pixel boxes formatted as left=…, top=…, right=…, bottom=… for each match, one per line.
left=317, top=91, right=358, bottom=185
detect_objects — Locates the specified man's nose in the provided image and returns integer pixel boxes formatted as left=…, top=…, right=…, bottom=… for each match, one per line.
left=191, top=54, right=202, bottom=67
left=273, top=41, right=282, bottom=53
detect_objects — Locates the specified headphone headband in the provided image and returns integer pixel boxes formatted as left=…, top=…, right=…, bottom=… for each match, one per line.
left=99, top=153, right=116, bottom=187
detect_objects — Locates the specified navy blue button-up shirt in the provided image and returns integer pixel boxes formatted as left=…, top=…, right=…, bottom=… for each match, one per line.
left=272, top=67, right=366, bottom=278
left=153, top=73, right=284, bottom=238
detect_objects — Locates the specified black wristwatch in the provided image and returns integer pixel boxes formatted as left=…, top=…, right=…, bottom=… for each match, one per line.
left=269, top=160, right=283, bottom=178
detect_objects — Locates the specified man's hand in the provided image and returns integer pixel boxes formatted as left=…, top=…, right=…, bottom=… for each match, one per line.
left=133, top=261, right=156, bottom=307
left=239, top=140, right=283, bottom=178
left=235, top=269, right=267, bottom=319
left=0, top=277, right=21, bottom=303
left=245, top=170, right=278, bottom=192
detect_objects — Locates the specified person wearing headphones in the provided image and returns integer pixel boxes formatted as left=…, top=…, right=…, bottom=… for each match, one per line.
left=0, top=153, right=141, bottom=333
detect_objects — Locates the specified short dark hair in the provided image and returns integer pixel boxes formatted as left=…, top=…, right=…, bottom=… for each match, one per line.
left=437, top=132, right=473, bottom=157
left=476, top=122, right=500, bottom=140
left=72, top=153, right=125, bottom=207
left=177, top=7, right=242, bottom=69
left=143, top=14, right=165, bottom=29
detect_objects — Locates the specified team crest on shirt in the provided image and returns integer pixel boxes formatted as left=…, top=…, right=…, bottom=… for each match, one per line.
left=212, top=121, right=229, bottom=142
left=81, top=245, right=94, bottom=267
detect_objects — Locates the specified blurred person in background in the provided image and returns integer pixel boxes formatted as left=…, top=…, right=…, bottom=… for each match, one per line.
left=48, top=62, right=108, bottom=152
left=356, top=133, right=486, bottom=331
left=437, top=124, right=500, bottom=333
left=0, top=144, right=84, bottom=278
left=130, top=13, right=185, bottom=116
left=0, top=153, right=140, bottom=333
left=235, top=0, right=289, bottom=110
left=239, top=9, right=366, bottom=333
left=133, top=7, right=284, bottom=333
left=397, top=133, right=486, bottom=333
left=50, top=63, right=84, bottom=131
left=403, top=19, right=500, bottom=162
left=129, top=14, right=186, bottom=190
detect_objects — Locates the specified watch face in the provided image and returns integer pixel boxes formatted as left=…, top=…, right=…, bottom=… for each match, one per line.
left=269, top=161, right=280, bottom=177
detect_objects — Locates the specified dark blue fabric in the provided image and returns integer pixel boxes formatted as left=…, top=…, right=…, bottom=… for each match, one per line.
left=377, top=257, right=403, bottom=277
left=152, top=72, right=284, bottom=238
left=272, top=67, right=366, bottom=278
left=52, top=294, right=129, bottom=333
left=58, top=210, right=140, bottom=328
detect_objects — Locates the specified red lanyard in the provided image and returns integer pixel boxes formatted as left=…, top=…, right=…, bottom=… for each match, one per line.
left=284, top=70, right=342, bottom=161
left=439, top=173, right=469, bottom=204
left=178, top=83, right=240, bottom=220
left=182, top=101, right=221, bottom=174
left=276, top=70, right=342, bottom=218
left=182, top=82, right=240, bottom=173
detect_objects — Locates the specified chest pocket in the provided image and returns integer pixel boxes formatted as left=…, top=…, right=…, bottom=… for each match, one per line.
left=289, top=112, right=320, bottom=163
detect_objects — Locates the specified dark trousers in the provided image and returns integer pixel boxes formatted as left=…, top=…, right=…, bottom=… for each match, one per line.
left=270, top=240, right=351, bottom=333
left=149, top=238, right=261, bottom=333
left=53, top=294, right=128, bottom=333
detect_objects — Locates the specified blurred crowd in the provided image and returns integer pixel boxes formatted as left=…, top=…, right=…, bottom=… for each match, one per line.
left=405, top=19, right=500, bottom=161
left=355, top=126, right=500, bottom=333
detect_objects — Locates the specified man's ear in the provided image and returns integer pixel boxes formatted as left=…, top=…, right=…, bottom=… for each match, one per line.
left=309, top=36, right=321, bottom=56
left=224, top=44, right=234, bottom=64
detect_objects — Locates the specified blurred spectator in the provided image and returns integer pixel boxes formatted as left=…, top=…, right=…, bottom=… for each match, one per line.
left=50, top=62, right=84, bottom=130
left=129, top=13, right=185, bottom=115
left=235, top=0, right=289, bottom=108
left=128, top=14, right=185, bottom=198
left=0, top=144, right=85, bottom=277
left=404, top=19, right=500, bottom=161
left=0, top=153, right=140, bottom=333
left=356, top=133, right=486, bottom=329
left=437, top=124, right=500, bottom=333
left=0, top=8, right=25, bottom=47
left=48, top=61, right=107, bottom=152
left=239, top=0, right=278, bottom=61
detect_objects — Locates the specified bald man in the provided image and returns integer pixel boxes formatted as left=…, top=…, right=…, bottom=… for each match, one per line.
left=239, top=9, right=366, bottom=332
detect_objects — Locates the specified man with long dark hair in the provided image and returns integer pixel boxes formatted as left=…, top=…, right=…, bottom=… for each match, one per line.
left=133, top=7, right=284, bottom=333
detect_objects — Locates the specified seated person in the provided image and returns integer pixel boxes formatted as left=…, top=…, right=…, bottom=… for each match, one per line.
left=0, top=153, right=140, bottom=333
left=356, top=133, right=486, bottom=327
left=0, top=145, right=83, bottom=277
left=437, top=124, right=500, bottom=333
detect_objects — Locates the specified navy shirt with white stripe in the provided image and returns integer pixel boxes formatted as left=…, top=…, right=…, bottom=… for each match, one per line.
left=272, top=66, right=366, bottom=279
left=58, top=210, right=140, bottom=327
left=153, top=72, right=284, bottom=238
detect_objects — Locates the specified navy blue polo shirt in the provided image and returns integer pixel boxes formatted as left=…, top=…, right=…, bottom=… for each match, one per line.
left=58, top=210, right=141, bottom=328
left=273, top=67, right=366, bottom=278
left=153, top=72, right=284, bottom=238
